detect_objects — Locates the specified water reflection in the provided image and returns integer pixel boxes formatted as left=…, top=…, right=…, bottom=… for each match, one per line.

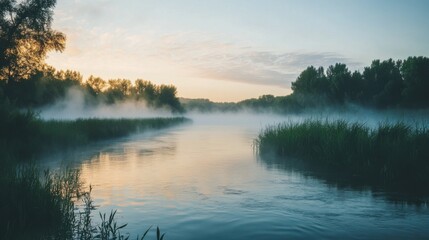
left=258, top=154, right=429, bottom=206
left=43, top=114, right=429, bottom=239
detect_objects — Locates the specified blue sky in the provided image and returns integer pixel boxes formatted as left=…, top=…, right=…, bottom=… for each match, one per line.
left=47, top=0, right=429, bottom=101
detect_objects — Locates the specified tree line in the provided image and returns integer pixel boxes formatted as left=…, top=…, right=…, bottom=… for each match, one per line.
left=291, top=57, right=429, bottom=109
left=0, top=0, right=183, bottom=113
left=183, top=57, right=429, bottom=113
left=0, top=66, right=184, bottom=112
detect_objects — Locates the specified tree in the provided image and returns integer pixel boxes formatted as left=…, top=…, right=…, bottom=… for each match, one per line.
left=134, top=79, right=157, bottom=103
left=291, top=66, right=328, bottom=96
left=326, top=63, right=352, bottom=103
left=401, top=56, right=429, bottom=107
left=349, top=71, right=364, bottom=101
left=157, top=84, right=184, bottom=113
left=55, top=69, right=82, bottom=85
left=361, top=59, right=403, bottom=108
left=86, top=75, right=106, bottom=96
left=105, top=79, right=132, bottom=103
left=0, top=0, right=65, bottom=82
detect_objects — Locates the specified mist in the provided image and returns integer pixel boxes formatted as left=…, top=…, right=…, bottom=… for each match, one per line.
left=38, top=87, right=173, bottom=120
left=184, top=105, right=429, bottom=134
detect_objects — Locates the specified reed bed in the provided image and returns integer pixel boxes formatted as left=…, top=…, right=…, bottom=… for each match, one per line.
left=0, top=105, right=189, bottom=161
left=36, top=117, right=189, bottom=149
left=0, top=165, right=166, bottom=240
left=256, top=119, right=429, bottom=189
left=1, top=104, right=179, bottom=238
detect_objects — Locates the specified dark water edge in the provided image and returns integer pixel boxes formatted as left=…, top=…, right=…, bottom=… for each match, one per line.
left=258, top=154, right=429, bottom=206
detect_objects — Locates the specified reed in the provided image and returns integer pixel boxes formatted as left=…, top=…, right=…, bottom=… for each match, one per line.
left=0, top=101, right=189, bottom=161
left=0, top=165, right=165, bottom=239
left=0, top=103, right=174, bottom=239
left=35, top=117, right=189, bottom=152
left=256, top=119, right=429, bottom=189
left=0, top=165, right=80, bottom=239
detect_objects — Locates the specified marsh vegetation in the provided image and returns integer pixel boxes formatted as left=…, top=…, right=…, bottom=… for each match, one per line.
left=0, top=165, right=167, bottom=240
left=0, top=101, right=189, bottom=162
left=256, top=120, right=429, bottom=192
left=2, top=0, right=429, bottom=239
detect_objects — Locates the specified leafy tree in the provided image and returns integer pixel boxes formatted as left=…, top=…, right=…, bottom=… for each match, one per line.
left=291, top=66, right=329, bottom=96
left=3, top=68, right=82, bottom=107
left=401, top=56, right=429, bottom=107
left=348, top=71, right=364, bottom=101
left=157, top=84, right=184, bottom=113
left=86, top=75, right=106, bottom=96
left=134, top=79, right=157, bottom=103
left=0, top=0, right=65, bottom=82
left=105, top=79, right=132, bottom=103
left=55, top=69, right=82, bottom=85
left=326, top=63, right=352, bottom=103
left=361, top=59, right=403, bottom=108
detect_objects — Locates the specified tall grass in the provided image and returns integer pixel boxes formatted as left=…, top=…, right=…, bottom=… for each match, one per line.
left=0, top=100, right=189, bottom=161
left=0, top=165, right=166, bottom=240
left=35, top=117, right=189, bottom=152
left=0, top=103, right=176, bottom=239
left=256, top=119, right=429, bottom=190
left=0, top=166, right=81, bottom=239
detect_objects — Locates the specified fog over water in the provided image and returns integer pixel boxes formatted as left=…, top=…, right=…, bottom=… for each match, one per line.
left=40, top=111, right=429, bottom=240
left=38, top=88, right=173, bottom=120
left=38, top=89, right=429, bottom=129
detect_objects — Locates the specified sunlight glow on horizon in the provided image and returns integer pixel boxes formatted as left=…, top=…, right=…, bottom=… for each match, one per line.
left=46, top=0, right=429, bottom=102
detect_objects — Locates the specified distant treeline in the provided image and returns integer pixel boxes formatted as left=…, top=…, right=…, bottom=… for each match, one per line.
left=183, top=56, right=429, bottom=113
left=291, top=56, right=429, bottom=109
left=0, top=66, right=184, bottom=113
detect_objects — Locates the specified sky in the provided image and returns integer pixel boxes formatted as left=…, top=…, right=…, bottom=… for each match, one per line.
left=46, top=0, right=429, bottom=102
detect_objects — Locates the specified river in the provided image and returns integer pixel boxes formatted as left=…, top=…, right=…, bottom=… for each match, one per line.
left=42, top=113, right=429, bottom=239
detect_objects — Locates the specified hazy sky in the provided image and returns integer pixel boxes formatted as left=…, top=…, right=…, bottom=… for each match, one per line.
left=46, top=0, right=429, bottom=102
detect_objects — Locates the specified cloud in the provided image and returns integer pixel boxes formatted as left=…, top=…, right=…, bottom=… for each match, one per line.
left=192, top=50, right=360, bottom=88
left=48, top=14, right=361, bottom=88
left=144, top=34, right=361, bottom=87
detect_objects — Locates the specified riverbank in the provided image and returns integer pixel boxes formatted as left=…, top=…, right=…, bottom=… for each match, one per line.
left=0, top=103, right=186, bottom=239
left=1, top=102, right=189, bottom=162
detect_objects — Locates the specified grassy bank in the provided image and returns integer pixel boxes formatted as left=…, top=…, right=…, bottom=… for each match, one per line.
left=0, top=166, right=165, bottom=239
left=0, top=102, right=189, bottom=161
left=0, top=166, right=80, bottom=239
left=256, top=120, right=429, bottom=190
left=0, top=103, right=183, bottom=239
left=35, top=117, right=188, bottom=152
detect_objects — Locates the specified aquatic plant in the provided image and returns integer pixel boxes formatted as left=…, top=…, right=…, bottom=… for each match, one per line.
left=0, top=165, right=165, bottom=240
left=35, top=117, right=189, bottom=152
left=0, top=165, right=80, bottom=239
left=0, top=100, right=189, bottom=162
left=256, top=119, right=429, bottom=190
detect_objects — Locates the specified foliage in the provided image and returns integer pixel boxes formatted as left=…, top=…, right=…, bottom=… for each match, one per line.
left=256, top=120, right=429, bottom=190
left=0, top=69, right=185, bottom=113
left=0, top=102, right=189, bottom=161
left=181, top=56, right=429, bottom=113
left=0, top=103, right=179, bottom=238
left=0, top=0, right=65, bottom=82
left=0, top=166, right=81, bottom=239
left=180, top=98, right=239, bottom=112
left=0, top=0, right=183, bottom=113
left=0, top=165, right=166, bottom=239
left=291, top=66, right=329, bottom=96
left=291, top=57, right=429, bottom=109
left=360, top=59, right=403, bottom=108
left=401, top=56, right=429, bottom=107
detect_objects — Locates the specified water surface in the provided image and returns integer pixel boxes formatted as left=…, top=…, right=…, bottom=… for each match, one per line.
left=44, top=113, right=429, bottom=239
